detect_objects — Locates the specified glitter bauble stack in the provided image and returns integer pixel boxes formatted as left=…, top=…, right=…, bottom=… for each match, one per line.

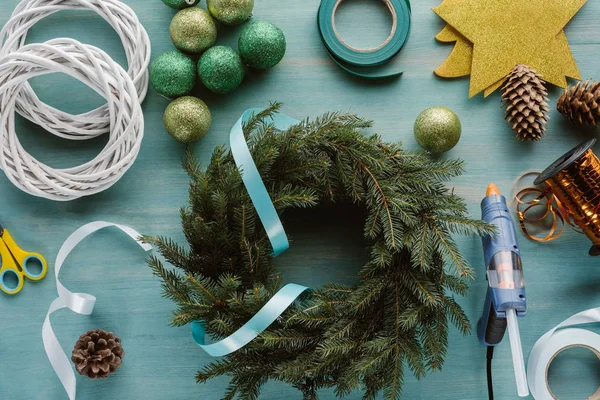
left=152, top=1, right=287, bottom=144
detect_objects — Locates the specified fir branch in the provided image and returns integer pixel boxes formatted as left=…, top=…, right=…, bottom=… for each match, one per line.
left=432, top=225, right=475, bottom=279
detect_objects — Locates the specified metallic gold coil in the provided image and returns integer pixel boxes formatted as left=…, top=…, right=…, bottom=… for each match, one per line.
left=534, top=139, right=600, bottom=256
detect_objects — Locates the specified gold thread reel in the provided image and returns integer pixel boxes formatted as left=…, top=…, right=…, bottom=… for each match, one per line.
left=515, top=139, right=600, bottom=256
left=317, top=0, right=411, bottom=78
left=514, top=172, right=569, bottom=243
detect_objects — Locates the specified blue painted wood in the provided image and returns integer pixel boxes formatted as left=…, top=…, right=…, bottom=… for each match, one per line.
left=0, top=0, right=599, bottom=399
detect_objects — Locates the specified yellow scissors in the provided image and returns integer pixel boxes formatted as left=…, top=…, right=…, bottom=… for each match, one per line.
left=0, top=224, right=47, bottom=294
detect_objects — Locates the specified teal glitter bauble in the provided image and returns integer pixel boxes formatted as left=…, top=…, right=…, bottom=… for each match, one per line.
left=207, top=0, right=254, bottom=26
left=198, top=46, right=244, bottom=94
left=150, top=51, right=197, bottom=98
left=161, top=0, right=200, bottom=10
left=238, top=20, right=286, bottom=69
left=170, top=8, right=217, bottom=54
left=164, top=96, right=212, bottom=143
left=414, top=107, right=462, bottom=154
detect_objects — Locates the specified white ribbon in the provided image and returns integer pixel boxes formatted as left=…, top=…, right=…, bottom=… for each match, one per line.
left=528, top=308, right=600, bottom=399
left=42, top=222, right=152, bottom=400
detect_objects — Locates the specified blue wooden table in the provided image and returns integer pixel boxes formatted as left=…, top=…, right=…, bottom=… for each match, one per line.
left=1, top=0, right=599, bottom=399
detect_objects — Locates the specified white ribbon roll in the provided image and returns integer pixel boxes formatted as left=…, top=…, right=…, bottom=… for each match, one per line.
left=42, top=222, right=152, bottom=400
left=528, top=308, right=600, bottom=399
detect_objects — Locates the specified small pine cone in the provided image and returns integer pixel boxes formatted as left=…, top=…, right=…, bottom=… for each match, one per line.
left=501, top=64, right=550, bottom=141
left=71, top=329, right=124, bottom=379
left=557, top=80, right=600, bottom=126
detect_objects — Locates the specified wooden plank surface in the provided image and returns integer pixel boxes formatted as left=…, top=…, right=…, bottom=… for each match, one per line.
left=0, top=0, right=599, bottom=398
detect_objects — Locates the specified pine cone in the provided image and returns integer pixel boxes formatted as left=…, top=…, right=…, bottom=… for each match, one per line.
left=501, top=64, right=550, bottom=141
left=557, top=80, right=600, bottom=126
left=71, top=329, right=124, bottom=379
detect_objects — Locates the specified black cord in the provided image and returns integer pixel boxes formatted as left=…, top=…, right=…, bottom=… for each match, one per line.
left=486, top=346, right=495, bottom=400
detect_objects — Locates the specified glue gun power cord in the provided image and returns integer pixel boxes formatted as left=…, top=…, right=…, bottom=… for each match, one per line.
left=486, top=346, right=495, bottom=400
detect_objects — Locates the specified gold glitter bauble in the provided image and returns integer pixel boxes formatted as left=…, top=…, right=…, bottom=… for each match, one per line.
left=414, top=107, right=461, bottom=154
left=207, top=0, right=254, bottom=26
left=170, top=8, right=217, bottom=54
left=164, top=97, right=212, bottom=143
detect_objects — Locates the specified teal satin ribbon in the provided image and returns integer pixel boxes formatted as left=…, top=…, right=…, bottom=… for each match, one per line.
left=192, top=284, right=309, bottom=357
left=229, top=109, right=299, bottom=256
left=193, top=109, right=310, bottom=356
left=317, top=0, right=412, bottom=79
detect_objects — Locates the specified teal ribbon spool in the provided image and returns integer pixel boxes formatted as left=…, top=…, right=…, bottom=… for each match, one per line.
left=317, top=0, right=411, bottom=79
left=193, top=109, right=310, bottom=357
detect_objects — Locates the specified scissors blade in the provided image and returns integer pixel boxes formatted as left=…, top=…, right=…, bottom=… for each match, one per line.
left=0, top=228, right=23, bottom=272
left=5, top=248, right=22, bottom=272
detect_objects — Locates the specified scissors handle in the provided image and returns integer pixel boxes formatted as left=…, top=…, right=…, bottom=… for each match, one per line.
left=0, top=238, right=24, bottom=294
left=0, top=229, right=47, bottom=294
left=21, top=253, right=48, bottom=280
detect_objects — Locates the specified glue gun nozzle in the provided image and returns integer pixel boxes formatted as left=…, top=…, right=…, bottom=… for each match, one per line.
left=486, top=183, right=501, bottom=196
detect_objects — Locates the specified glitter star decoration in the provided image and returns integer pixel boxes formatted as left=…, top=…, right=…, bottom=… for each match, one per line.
left=433, top=0, right=587, bottom=98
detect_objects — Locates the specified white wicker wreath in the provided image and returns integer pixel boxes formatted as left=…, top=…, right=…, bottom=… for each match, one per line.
left=0, top=0, right=150, bottom=140
left=0, top=39, right=144, bottom=200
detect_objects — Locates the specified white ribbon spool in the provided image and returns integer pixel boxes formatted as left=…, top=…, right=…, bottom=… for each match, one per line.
left=42, top=222, right=152, bottom=400
left=0, top=0, right=150, bottom=140
left=0, top=39, right=144, bottom=200
left=528, top=308, right=600, bottom=399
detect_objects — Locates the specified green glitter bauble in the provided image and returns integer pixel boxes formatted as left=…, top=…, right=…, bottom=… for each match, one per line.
left=198, top=46, right=244, bottom=94
left=164, top=96, right=212, bottom=143
left=238, top=20, right=286, bottom=69
left=150, top=51, right=197, bottom=98
left=207, top=0, right=254, bottom=26
left=170, top=8, right=217, bottom=54
left=414, top=107, right=462, bottom=154
left=161, top=0, right=201, bottom=10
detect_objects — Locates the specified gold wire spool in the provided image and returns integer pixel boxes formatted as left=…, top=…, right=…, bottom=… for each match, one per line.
left=531, top=139, right=600, bottom=256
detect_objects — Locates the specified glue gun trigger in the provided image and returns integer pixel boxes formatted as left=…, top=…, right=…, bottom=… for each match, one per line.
left=485, top=305, right=507, bottom=346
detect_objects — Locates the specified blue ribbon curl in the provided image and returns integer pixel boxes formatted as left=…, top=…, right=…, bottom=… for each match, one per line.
left=193, top=109, right=310, bottom=356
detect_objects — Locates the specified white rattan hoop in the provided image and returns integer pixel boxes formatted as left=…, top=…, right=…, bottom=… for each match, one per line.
left=0, top=39, right=144, bottom=201
left=0, top=0, right=150, bottom=140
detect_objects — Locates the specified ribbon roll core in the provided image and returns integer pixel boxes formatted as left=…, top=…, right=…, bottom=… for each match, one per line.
left=528, top=308, right=600, bottom=399
left=544, top=336, right=600, bottom=399
left=317, top=0, right=411, bottom=78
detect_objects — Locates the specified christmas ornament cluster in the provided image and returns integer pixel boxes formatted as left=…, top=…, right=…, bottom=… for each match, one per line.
left=153, top=0, right=287, bottom=143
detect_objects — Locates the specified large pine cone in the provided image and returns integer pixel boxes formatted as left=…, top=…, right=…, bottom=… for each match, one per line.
left=501, top=64, right=550, bottom=141
left=71, top=329, right=124, bottom=379
left=557, top=80, right=600, bottom=126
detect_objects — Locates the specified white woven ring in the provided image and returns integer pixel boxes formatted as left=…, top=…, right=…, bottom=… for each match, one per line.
left=0, top=0, right=150, bottom=140
left=0, top=39, right=144, bottom=201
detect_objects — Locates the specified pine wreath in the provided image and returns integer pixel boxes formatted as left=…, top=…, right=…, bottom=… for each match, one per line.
left=146, top=104, right=490, bottom=400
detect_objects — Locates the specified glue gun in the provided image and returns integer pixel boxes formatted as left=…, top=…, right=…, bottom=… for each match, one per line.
left=477, top=184, right=528, bottom=397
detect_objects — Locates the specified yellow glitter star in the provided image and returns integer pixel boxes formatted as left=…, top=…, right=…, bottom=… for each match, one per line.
left=434, top=26, right=472, bottom=78
left=434, top=0, right=586, bottom=97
